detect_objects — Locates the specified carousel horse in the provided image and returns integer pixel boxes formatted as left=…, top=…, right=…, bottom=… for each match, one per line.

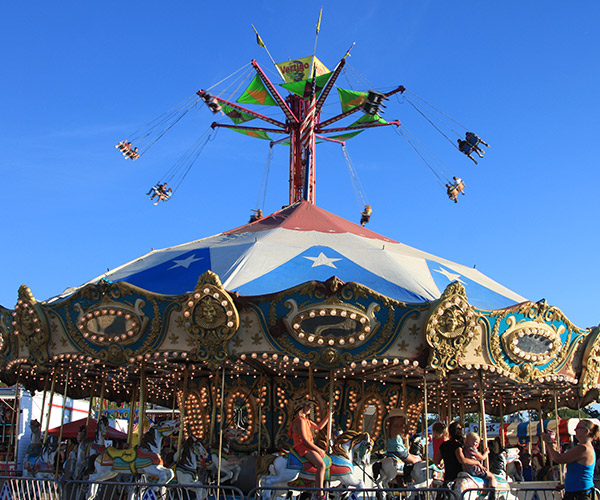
left=26, top=440, right=59, bottom=479
left=200, top=427, right=245, bottom=485
left=74, top=415, right=110, bottom=479
left=260, top=430, right=373, bottom=500
left=87, top=418, right=179, bottom=500
left=169, top=437, right=211, bottom=500
left=451, top=448, right=521, bottom=500
left=375, top=435, right=441, bottom=490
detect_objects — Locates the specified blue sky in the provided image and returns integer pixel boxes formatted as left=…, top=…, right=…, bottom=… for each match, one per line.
left=1, top=1, right=599, bottom=329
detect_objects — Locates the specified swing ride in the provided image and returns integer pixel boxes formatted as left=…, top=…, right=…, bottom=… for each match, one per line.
left=0, top=13, right=599, bottom=500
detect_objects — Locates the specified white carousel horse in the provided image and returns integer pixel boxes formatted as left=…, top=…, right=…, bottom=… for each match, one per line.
left=87, top=418, right=179, bottom=500
left=376, top=435, right=441, bottom=490
left=169, top=436, right=211, bottom=500
left=260, top=430, right=373, bottom=500
left=74, top=415, right=110, bottom=479
left=199, top=427, right=245, bottom=485
left=27, top=441, right=59, bottom=479
left=451, top=448, right=521, bottom=500
left=199, top=440, right=242, bottom=484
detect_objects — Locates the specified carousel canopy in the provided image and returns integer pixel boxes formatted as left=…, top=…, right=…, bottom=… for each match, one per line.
left=52, top=201, right=526, bottom=311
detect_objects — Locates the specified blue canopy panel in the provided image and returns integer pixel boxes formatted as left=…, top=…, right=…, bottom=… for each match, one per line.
left=110, top=248, right=212, bottom=295
left=232, top=245, right=428, bottom=303
left=426, top=261, right=521, bottom=310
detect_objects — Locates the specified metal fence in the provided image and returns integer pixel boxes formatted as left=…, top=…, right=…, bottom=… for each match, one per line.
left=2, top=477, right=597, bottom=500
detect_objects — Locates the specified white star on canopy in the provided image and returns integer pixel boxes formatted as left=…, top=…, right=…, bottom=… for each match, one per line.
left=434, top=267, right=464, bottom=283
left=303, top=252, right=342, bottom=269
left=168, top=254, right=204, bottom=270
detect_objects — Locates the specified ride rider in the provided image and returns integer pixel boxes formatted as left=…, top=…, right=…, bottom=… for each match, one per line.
left=384, top=408, right=421, bottom=466
left=288, top=398, right=330, bottom=498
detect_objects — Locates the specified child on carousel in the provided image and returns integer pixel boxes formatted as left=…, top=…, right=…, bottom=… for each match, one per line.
left=288, top=398, right=329, bottom=499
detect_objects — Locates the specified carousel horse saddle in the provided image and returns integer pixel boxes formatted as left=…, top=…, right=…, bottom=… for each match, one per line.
left=385, top=453, right=405, bottom=473
left=102, top=446, right=162, bottom=473
left=286, top=449, right=352, bottom=480
left=26, top=443, right=42, bottom=456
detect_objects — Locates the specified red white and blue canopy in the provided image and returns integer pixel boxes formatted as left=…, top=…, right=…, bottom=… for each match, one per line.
left=56, top=201, right=526, bottom=310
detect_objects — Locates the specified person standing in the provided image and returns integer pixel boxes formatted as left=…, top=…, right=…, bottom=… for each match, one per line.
left=542, top=420, right=600, bottom=500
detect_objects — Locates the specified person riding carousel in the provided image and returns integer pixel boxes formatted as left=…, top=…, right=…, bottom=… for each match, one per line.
left=384, top=408, right=421, bottom=466
left=288, top=398, right=330, bottom=498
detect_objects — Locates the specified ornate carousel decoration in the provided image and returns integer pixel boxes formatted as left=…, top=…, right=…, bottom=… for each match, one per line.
left=13, top=285, right=51, bottom=366
left=488, top=299, right=585, bottom=383
left=425, top=282, right=478, bottom=376
left=183, top=271, right=239, bottom=368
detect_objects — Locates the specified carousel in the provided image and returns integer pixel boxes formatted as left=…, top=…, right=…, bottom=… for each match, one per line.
left=1, top=17, right=600, bottom=500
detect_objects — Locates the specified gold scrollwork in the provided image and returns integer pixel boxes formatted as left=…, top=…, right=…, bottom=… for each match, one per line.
left=14, top=285, right=50, bottom=365
left=501, top=318, right=562, bottom=365
left=425, top=282, right=478, bottom=376
left=183, top=271, right=239, bottom=367
left=578, top=327, right=600, bottom=396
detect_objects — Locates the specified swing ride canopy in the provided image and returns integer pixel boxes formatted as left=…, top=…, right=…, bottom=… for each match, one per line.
left=1, top=43, right=600, bottom=451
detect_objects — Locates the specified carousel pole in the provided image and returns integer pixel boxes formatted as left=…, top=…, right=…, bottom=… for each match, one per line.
left=38, top=374, right=50, bottom=425
left=477, top=371, right=489, bottom=468
left=55, top=369, right=70, bottom=477
left=326, top=371, right=335, bottom=453
left=459, top=394, right=465, bottom=426
left=127, top=385, right=138, bottom=446
left=137, top=363, right=146, bottom=447
left=216, top=365, right=227, bottom=500
left=85, top=395, right=95, bottom=431
left=209, top=373, right=218, bottom=446
left=528, top=409, right=533, bottom=455
left=422, top=372, right=430, bottom=487
left=257, top=381, right=264, bottom=456
left=553, top=387, right=564, bottom=483
left=499, top=394, right=505, bottom=448
left=447, top=374, right=452, bottom=423
left=176, top=366, right=190, bottom=455
left=402, top=379, right=407, bottom=414
left=43, top=368, right=58, bottom=446
left=538, top=398, right=546, bottom=456
left=308, top=367, right=315, bottom=398
left=94, top=368, right=108, bottom=425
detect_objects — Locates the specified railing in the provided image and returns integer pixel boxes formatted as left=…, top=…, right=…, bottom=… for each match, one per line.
left=0, top=476, right=60, bottom=500
left=4, top=477, right=598, bottom=500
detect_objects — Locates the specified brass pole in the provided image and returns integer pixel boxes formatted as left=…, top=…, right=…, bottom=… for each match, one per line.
left=459, top=394, right=465, bottom=426
left=477, top=371, right=488, bottom=468
left=95, top=369, right=108, bottom=423
left=326, top=372, right=334, bottom=453
left=402, top=379, right=407, bottom=413
left=55, top=369, right=70, bottom=477
left=447, top=373, right=452, bottom=423
left=308, top=367, right=314, bottom=398
left=216, top=366, right=227, bottom=500
left=38, top=374, right=49, bottom=424
left=423, top=373, right=430, bottom=486
left=176, top=366, right=190, bottom=454
left=43, top=369, right=58, bottom=446
left=499, top=394, right=505, bottom=448
left=538, top=397, right=546, bottom=456
left=138, top=364, right=146, bottom=447
left=209, top=373, right=218, bottom=447
left=127, top=385, right=138, bottom=446
left=553, top=388, right=563, bottom=482
left=257, top=382, right=263, bottom=456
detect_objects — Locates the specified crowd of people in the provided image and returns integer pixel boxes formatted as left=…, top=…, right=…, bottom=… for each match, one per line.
left=382, top=413, right=600, bottom=500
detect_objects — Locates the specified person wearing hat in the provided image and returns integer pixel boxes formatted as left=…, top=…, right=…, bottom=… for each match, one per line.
left=385, top=408, right=421, bottom=465
left=289, top=398, right=330, bottom=495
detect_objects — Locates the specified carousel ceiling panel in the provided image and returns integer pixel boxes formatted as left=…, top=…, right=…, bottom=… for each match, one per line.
left=48, top=201, right=526, bottom=312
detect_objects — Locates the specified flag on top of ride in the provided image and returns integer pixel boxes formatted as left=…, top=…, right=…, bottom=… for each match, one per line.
left=275, top=56, right=329, bottom=83
left=220, top=104, right=256, bottom=125
left=236, top=74, right=278, bottom=106
left=338, top=88, right=368, bottom=113
left=280, top=72, right=332, bottom=98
